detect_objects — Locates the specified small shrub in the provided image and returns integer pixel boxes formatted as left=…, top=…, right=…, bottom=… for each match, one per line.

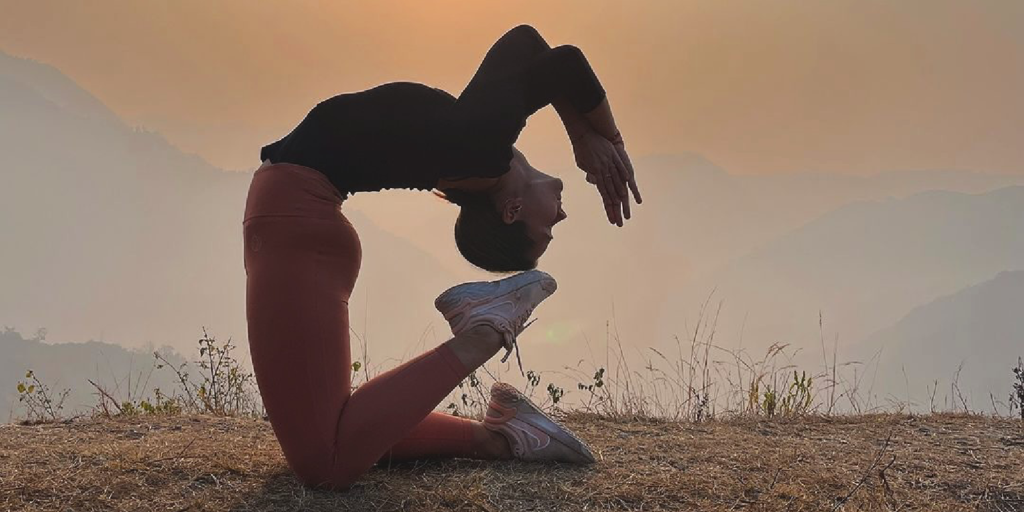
left=153, top=327, right=260, bottom=416
left=577, top=367, right=608, bottom=413
left=1011, top=357, right=1024, bottom=421
left=15, top=370, right=70, bottom=423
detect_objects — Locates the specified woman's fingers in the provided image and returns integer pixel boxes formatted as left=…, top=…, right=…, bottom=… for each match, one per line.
left=609, top=149, right=631, bottom=220
left=612, top=145, right=631, bottom=197
left=589, top=142, right=628, bottom=224
left=615, top=143, right=643, bottom=204
left=628, top=171, right=642, bottom=204
left=604, top=151, right=628, bottom=205
left=574, top=134, right=633, bottom=227
left=594, top=172, right=622, bottom=226
left=622, top=185, right=632, bottom=220
left=590, top=172, right=611, bottom=221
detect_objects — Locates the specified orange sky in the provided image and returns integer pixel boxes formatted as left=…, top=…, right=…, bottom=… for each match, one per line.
left=2, top=0, right=1023, bottom=175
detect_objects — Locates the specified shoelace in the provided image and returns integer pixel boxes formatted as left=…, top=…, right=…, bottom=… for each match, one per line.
left=499, top=307, right=539, bottom=376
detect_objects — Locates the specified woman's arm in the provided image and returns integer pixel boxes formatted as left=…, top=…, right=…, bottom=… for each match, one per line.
left=506, top=30, right=639, bottom=224
left=460, top=25, right=608, bottom=134
left=457, top=25, right=640, bottom=224
left=553, top=97, right=620, bottom=146
left=554, top=92, right=641, bottom=226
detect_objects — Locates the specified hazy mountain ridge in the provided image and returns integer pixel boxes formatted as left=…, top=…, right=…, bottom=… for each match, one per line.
left=853, top=270, right=1024, bottom=409
left=3, top=50, right=1024, bottom=405
left=0, top=60, right=251, bottom=351
left=523, top=155, right=1024, bottom=371
left=342, top=153, right=1024, bottom=370
left=667, top=186, right=1024, bottom=360
left=0, top=50, right=458, bottom=361
left=0, top=52, right=119, bottom=124
left=616, top=153, right=1024, bottom=279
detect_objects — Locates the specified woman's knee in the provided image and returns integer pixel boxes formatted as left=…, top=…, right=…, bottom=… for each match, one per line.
left=291, top=456, right=359, bottom=491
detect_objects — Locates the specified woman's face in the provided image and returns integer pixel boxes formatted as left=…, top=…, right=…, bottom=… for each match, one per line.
left=503, top=150, right=568, bottom=260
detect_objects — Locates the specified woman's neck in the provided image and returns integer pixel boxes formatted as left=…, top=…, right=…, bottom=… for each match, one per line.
left=436, top=175, right=503, bottom=195
left=436, top=150, right=522, bottom=196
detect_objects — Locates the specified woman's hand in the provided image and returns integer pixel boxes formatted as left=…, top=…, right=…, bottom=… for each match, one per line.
left=572, top=130, right=642, bottom=226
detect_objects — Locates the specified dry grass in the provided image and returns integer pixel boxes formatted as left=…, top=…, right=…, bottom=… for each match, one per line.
left=2, top=413, right=1022, bottom=511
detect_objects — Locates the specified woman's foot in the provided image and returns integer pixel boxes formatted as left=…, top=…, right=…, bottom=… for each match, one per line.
left=483, top=382, right=596, bottom=464
left=434, top=270, right=557, bottom=372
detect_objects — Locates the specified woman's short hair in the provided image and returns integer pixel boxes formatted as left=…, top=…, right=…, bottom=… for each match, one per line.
left=434, top=189, right=538, bottom=272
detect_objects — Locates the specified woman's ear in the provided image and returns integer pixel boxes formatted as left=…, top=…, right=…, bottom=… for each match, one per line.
left=501, top=197, right=524, bottom=224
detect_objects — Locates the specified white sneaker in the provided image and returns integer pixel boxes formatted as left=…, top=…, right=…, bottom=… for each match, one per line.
left=434, top=270, right=557, bottom=373
left=485, top=382, right=596, bottom=464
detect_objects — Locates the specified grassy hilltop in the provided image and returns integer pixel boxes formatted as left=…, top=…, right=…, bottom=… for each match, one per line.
left=2, top=413, right=1022, bottom=511
left=3, top=325, right=1024, bottom=511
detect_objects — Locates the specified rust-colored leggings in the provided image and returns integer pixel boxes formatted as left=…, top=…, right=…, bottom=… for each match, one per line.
left=242, top=162, right=483, bottom=489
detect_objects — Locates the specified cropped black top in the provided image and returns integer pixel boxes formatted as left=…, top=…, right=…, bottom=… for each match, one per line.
left=259, top=25, right=606, bottom=197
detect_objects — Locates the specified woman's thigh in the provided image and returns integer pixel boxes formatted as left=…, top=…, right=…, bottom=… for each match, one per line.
left=242, top=168, right=361, bottom=481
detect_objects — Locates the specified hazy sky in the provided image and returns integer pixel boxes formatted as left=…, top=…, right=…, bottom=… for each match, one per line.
left=2, top=1, right=1023, bottom=175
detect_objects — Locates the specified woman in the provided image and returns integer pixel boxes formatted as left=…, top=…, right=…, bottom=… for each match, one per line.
left=243, top=24, right=641, bottom=490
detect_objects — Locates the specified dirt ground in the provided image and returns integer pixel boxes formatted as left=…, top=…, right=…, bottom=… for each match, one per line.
left=1, top=413, right=1022, bottom=511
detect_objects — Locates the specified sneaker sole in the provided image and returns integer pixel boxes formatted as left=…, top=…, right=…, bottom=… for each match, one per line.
left=491, top=382, right=596, bottom=464
left=434, top=270, right=557, bottom=334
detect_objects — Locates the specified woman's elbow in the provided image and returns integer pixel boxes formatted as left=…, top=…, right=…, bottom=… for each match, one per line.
left=509, top=24, right=543, bottom=40
left=505, top=24, right=550, bottom=50
left=551, top=44, right=592, bottom=72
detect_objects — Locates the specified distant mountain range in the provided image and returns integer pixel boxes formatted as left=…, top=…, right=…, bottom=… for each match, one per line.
left=0, top=50, right=119, bottom=124
left=855, top=270, right=1024, bottom=411
left=2, top=49, right=1023, bottom=407
left=340, top=152, right=1024, bottom=371
left=668, top=186, right=1024, bottom=353
left=0, top=51, right=458, bottom=364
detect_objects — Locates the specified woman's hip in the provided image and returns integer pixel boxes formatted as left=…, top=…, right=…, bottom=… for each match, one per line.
left=242, top=161, right=361, bottom=297
left=244, top=161, right=349, bottom=223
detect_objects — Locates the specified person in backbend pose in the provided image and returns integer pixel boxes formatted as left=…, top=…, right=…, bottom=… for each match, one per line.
left=243, top=24, right=642, bottom=489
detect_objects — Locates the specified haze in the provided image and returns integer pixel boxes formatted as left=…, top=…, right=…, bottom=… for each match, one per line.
left=3, top=1, right=1024, bottom=175
left=2, top=1, right=1023, bottom=419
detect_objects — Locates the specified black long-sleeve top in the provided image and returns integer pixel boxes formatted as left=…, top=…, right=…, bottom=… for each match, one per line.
left=259, top=25, right=606, bottom=197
